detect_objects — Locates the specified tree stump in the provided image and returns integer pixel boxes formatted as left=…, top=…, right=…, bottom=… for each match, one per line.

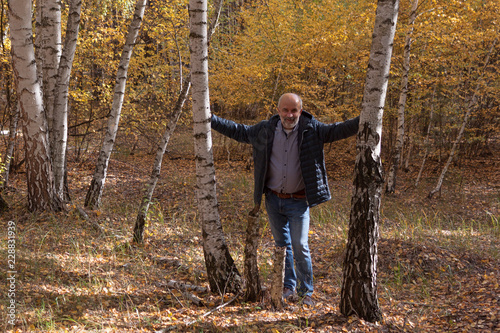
left=0, top=193, right=8, bottom=212
left=270, top=245, right=286, bottom=309
left=244, top=205, right=262, bottom=302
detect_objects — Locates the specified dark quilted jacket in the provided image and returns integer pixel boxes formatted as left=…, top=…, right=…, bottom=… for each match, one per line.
left=211, top=111, right=359, bottom=207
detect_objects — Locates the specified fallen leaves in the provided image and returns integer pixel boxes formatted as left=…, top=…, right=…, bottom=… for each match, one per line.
left=1, top=149, right=499, bottom=332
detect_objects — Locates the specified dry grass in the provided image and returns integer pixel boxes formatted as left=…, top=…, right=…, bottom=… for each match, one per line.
left=0, top=126, right=499, bottom=332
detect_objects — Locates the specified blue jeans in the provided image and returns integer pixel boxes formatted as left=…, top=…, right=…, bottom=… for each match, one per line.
left=265, top=191, right=313, bottom=296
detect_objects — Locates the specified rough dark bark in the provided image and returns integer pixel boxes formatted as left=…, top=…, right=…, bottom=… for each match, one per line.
left=202, top=240, right=242, bottom=295
left=1, top=102, right=19, bottom=189
left=243, top=205, right=262, bottom=302
left=341, top=125, right=384, bottom=322
left=0, top=193, right=8, bottom=212
left=270, top=245, right=286, bottom=309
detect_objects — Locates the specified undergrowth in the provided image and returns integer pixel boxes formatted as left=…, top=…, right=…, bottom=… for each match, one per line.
left=0, top=156, right=498, bottom=332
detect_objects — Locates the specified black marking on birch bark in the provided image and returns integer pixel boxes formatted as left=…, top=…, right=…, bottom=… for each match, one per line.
left=199, top=194, right=216, bottom=201
left=194, top=132, right=208, bottom=139
left=190, top=32, right=204, bottom=38
left=382, top=18, right=395, bottom=26
left=199, top=162, right=215, bottom=169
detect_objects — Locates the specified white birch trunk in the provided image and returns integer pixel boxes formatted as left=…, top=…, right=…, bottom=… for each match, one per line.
left=189, top=0, right=241, bottom=295
left=133, top=78, right=191, bottom=242
left=52, top=0, right=82, bottom=200
left=37, top=0, right=62, bottom=140
left=385, top=0, right=418, bottom=193
left=403, top=120, right=413, bottom=171
left=428, top=39, right=497, bottom=199
left=132, top=0, right=223, bottom=240
left=85, top=0, right=147, bottom=209
left=8, top=0, right=61, bottom=211
left=340, top=0, right=399, bottom=322
left=415, top=87, right=436, bottom=187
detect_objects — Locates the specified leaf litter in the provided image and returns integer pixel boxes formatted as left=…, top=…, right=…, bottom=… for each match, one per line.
left=0, top=134, right=499, bottom=332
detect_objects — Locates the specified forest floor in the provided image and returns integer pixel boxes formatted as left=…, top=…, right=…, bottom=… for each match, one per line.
left=0, top=127, right=499, bottom=332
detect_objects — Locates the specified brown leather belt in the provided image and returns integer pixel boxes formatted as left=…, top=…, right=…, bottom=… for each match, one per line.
left=270, top=189, right=306, bottom=199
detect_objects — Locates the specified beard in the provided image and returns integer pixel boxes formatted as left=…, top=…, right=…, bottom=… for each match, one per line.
left=281, top=116, right=299, bottom=130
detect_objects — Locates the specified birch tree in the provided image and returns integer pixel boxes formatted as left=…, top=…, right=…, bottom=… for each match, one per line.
left=189, top=0, right=241, bottom=294
left=428, top=39, right=497, bottom=199
left=415, top=86, right=436, bottom=187
left=133, top=0, right=223, bottom=243
left=8, top=0, right=62, bottom=211
left=36, top=0, right=62, bottom=142
left=340, top=0, right=399, bottom=322
left=385, top=0, right=418, bottom=193
left=85, top=0, right=147, bottom=209
left=133, top=78, right=191, bottom=243
left=52, top=0, right=81, bottom=200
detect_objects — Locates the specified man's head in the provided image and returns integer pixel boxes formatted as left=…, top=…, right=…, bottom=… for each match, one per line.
left=277, top=93, right=303, bottom=130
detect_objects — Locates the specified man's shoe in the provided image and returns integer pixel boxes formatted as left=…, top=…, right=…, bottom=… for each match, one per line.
left=283, top=287, right=294, bottom=299
left=301, top=295, right=314, bottom=306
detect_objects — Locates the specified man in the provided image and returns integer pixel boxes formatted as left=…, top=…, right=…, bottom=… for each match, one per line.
left=211, top=93, right=359, bottom=306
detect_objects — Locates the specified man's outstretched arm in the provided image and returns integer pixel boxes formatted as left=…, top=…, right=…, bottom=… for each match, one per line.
left=211, top=114, right=253, bottom=144
left=318, top=116, right=360, bottom=143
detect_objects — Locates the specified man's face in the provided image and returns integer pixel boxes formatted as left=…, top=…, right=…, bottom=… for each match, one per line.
left=277, top=95, right=302, bottom=130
